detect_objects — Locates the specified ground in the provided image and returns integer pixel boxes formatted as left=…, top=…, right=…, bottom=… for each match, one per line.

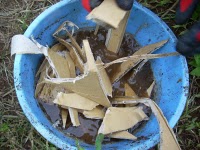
left=0, top=0, right=199, bottom=149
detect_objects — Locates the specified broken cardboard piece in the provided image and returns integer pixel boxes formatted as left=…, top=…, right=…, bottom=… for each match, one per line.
left=105, top=11, right=130, bottom=53
left=147, top=81, right=155, bottom=97
left=53, top=21, right=86, bottom=62
left=87, top=0, right=128, bottom=28
left=125, top=83, right=138, bottom=98
left=83, top=106, right=105, bottom=119
left=36, top=59, right=48, bottom=77
left=55, top=36, right=84, bottom=73
left=125, top=83, right=138, bottom=107
left=54, top=93, right=99, bottom=110
left=11, top=34, right=44, bottom=56
left=96, top=57, right=112, bottom=97
left=108, top=131, right=137, bottom=140
left=98, top=107, right=148, bottom=135
left=110, top=40, right=168, bottom=83
left=45, top=40, right=112, bottom=107
left=48, top=43, right=70, bottom=78
left=35, top=66, right=64, bottom=103
left=111, top=98, right=181, bottom=150
left=61, top=108, right=68, bottom=128
left=104, top=52, right=179, bottom=68
left=65, top=52, right=76, bottom=78
left=68, top=107, right=80, bottom=127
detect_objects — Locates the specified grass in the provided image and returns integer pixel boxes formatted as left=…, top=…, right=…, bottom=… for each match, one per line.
left=0, top=0, right=199, bottom=149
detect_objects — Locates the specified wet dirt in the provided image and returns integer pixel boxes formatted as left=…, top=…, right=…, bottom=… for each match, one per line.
left=38, top=27, right=154, bottom=144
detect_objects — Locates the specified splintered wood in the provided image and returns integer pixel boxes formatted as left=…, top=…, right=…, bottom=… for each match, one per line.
left=11, top=2, right=181, bottom=146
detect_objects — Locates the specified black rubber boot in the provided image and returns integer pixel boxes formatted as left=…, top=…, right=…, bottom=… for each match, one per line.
left=176, top=21, right=200, bottom=56
left=116, top=0, right=134, bottom=11
left=175, top=0, right=199, bottom=24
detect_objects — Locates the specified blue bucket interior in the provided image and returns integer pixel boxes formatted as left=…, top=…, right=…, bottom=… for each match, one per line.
left=14, top=0, right=189, bottom=149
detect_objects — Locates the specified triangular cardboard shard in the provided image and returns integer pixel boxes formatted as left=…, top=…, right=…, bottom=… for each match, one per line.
left=54, top=93, right=99, bottom=110
left=125, top=83, right=138, bottom=98
left=147, top=81, right=155, bottom=97
left=68, top=107, right=80, bottom=127
left=96, top=57, right=113, bottom=97
left=98, top=107, right=148, bottom=135
left=45, top=40, right=111, bottom=107
left=125, top=83, right=138, bottom=107
left=105, top=11, right=130, bottom=53
left=61, top=108, right=68, bottom=128
left=86, top=0, right=127, bottom=28
left=83, top=106, right=105, bottom=119
left=108, top=131, right=137, bottom=140
left=110, top=40, right=168, bottom=83
left=111, top=98, right=181, bottom=150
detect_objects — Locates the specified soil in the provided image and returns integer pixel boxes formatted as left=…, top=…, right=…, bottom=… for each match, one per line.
left=38, top=27, right=154, bottom=144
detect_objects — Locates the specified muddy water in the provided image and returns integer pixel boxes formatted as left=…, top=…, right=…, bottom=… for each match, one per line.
left=38, top=27, right=154, bottom=144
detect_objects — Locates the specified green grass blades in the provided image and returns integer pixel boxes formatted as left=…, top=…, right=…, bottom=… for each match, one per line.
left=95, top=134, right=104, bottom=150
left=189, top=54, right=200, bottom=76
left=76, top=139, right=85, bottom=150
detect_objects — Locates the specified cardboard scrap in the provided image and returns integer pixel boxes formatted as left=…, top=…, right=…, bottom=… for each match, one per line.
left=108, top=131, right=137, bottom=140
left=55, top=37, right=84, bottom=73
left=87, top=0, right=128, bottom=28
left=125, top=83, right=138, bottom=98
left=36, top=59, right=48, bottom=77
left=45, top=40, right=111, bottom=107
left=61, top=108, right=68, bottom=128
left=83, top=106, right=105, bottom=119
left=110, top=40, right=168, bottom=83
left=111, top=96, right=149, bottom=102
left=53, top=21, right=86, bottom=62
left=104, top=52, right=179, bottom=68
left=125, top=83, right=138, bottom=107
left=105, top=11, right=130, bottom=53
left=111, top=98, right=181, bottom=150
left=96, top=57, right=112, bottom=97
left=68, top=107, right=80, bottom=127
left=147, top=81, right=155, bottom=97
left=35, top=66, right=63, bottom=103
left=65, top=52, right=76, bottom=78
left=98, top=107, right=148, bottom=135
left=54, top=93, right=99, bottom=110
left=11, top=34, right=44, bottom=56
left=47, top=43, right=70, bottom=78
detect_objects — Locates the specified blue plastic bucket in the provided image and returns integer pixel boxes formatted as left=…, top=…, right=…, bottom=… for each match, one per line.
left=14, top=0, right=189, bottom=149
